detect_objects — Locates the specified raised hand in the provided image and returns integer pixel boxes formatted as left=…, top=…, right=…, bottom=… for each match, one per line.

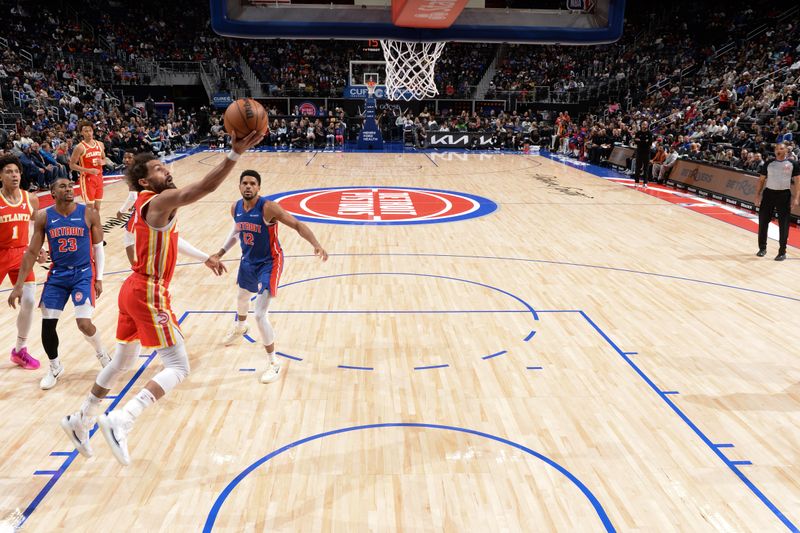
left=230, top=130, right=265, bottom=155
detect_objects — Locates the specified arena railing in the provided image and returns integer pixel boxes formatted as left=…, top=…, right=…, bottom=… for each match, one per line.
left=0, top=112, right=22, bottom=131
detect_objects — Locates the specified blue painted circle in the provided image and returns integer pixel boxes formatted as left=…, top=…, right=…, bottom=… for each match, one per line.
left=202, top=423, right=615, bottom=532
left=265, top=186, right=498, bottom=225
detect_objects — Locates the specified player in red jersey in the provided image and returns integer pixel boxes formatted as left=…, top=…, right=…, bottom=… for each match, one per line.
left=69, top=121, right=106, bottom=212
left=62, top=130, right=264, bottom=466
left=0, top=154, right=44, bottom=370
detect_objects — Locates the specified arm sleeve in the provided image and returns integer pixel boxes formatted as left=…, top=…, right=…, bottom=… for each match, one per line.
left=177, top=237, right=210, bottom=262
left=119, top=191, right=138, bottom=213
left=220, top=222, right=239, bottom=253
left=93, top=243, right=105, bottom=280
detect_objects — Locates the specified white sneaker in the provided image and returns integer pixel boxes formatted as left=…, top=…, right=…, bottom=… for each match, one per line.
left=40, top=362, right=64, bottom=390
left=60, top=412, right=94, bottom=457
left=222, top=323, right=249, bottom=346
left=98, top=411, right=134, bottom=466
left=260, top=362, right=281, bottom=384
left=96, top=351, right=111, bottom=367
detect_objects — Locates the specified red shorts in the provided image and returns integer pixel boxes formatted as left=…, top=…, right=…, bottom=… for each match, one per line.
left=116, top=273, right=182, bottom=349
left=80, top=174, right=104, bottom=203
left=0, top=246, right=35, bottom=285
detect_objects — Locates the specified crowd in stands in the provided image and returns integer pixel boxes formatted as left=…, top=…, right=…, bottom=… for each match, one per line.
left=242, top=40, right=356, bottom=98
left=1, top=0, right=799, bottom=190
left=242, top=40, right=496, bottom=99
left=557, top=10, right=800, bottom=180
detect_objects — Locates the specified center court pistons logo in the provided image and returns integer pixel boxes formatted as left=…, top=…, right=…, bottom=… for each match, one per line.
left=267, top=187, right=498, bottom=225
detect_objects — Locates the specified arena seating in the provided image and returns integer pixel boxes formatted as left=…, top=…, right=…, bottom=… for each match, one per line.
left=0, top=0, right=798, bottom=180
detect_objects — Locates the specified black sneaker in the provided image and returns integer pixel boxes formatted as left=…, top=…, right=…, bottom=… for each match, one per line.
left=775, top=253, right=787, bottom=261
left=756, top=249, right=767, bottom=257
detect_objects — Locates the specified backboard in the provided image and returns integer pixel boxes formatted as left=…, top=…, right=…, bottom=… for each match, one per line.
left=210, top=0, right=625, bottom=44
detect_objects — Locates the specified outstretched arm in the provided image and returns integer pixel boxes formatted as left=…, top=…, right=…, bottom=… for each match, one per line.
left=212, top=203, right=239, bottom=259
left=264, top=201, right=328, bottom=261
left=146, top=131, right=263, bottom=221
left=178, top=236, right=226, bottom=275
left=8, top=211, right=47, bottom=308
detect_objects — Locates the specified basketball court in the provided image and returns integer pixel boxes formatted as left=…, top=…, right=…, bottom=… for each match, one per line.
left=1, top=151, right=798, bottom=531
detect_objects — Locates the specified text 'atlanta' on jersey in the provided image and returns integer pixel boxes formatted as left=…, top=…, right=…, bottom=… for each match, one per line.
left=41, top=203, right=95, bottom=310
left=0, top=190, right=35, bottom=284
left=235, top=196, right=283, bottom=296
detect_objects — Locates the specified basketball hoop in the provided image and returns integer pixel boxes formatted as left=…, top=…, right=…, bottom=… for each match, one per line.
left=366, top=79, right=377, bottom=97
left=380, top=40, right=446, bottom=101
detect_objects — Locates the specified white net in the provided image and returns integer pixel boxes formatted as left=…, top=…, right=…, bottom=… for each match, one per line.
left=379, top=40, right=446, bottom=101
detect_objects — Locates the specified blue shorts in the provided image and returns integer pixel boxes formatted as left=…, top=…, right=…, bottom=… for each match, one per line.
left=236, top=259, right=281, bottom=296
left=40, top=265, right=95, bottom=311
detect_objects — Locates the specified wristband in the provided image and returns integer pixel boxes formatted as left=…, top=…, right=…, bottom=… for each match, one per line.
left=227, top=152, right=241, bottom=161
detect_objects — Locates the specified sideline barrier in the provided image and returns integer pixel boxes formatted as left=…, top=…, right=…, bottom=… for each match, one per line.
left=667, top=159, right=800, bottom=220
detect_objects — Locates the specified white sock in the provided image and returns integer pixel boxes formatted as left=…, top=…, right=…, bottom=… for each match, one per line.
left=15, top=337, right=26, bottom=351
left=83, top=332, right=105, bottom=355
left=122, top=389, right=156, bottom=420
left=236, top=319, right=248, bottom=331
left=50, top=357, right=62, bottom=371
left=266, top=350, right=277, bottom=365
left=80, top=392, right=104, bottom=422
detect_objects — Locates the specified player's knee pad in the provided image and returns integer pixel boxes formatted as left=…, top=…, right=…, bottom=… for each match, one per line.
left=74, top=302, right=95, bottom=320
left=96, top=342, right=141, bottom=388
left=41, top=319, right=59, bottom=359
left=21, top=284, right=36, bottom=309
left=152, top=339, right=190, bottom=394
left=254, top=293, right=274, bottom=346
left=40, top=307, right=63, bottom=320
left=236, top=287, right=251, bottom=317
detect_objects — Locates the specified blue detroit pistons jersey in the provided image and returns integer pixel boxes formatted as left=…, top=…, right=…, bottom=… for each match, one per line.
left=234, top=196, right=282, bottom=264
left=46, top=204, right=92, bottom=268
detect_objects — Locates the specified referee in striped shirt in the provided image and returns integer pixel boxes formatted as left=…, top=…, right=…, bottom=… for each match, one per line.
left=755, top=143, right=800, bottom=261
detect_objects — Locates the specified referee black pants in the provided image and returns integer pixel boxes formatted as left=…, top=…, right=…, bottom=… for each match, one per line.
left=634, top=150, right=649, bottom=184
left=758, top=188, right=791, bottom=253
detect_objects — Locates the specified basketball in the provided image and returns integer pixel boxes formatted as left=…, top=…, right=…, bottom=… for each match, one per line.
left=223, top=98, right=269, bottom=139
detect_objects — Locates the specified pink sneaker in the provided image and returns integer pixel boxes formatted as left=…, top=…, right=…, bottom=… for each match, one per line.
left=11, top=347, right=40, bottom=370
